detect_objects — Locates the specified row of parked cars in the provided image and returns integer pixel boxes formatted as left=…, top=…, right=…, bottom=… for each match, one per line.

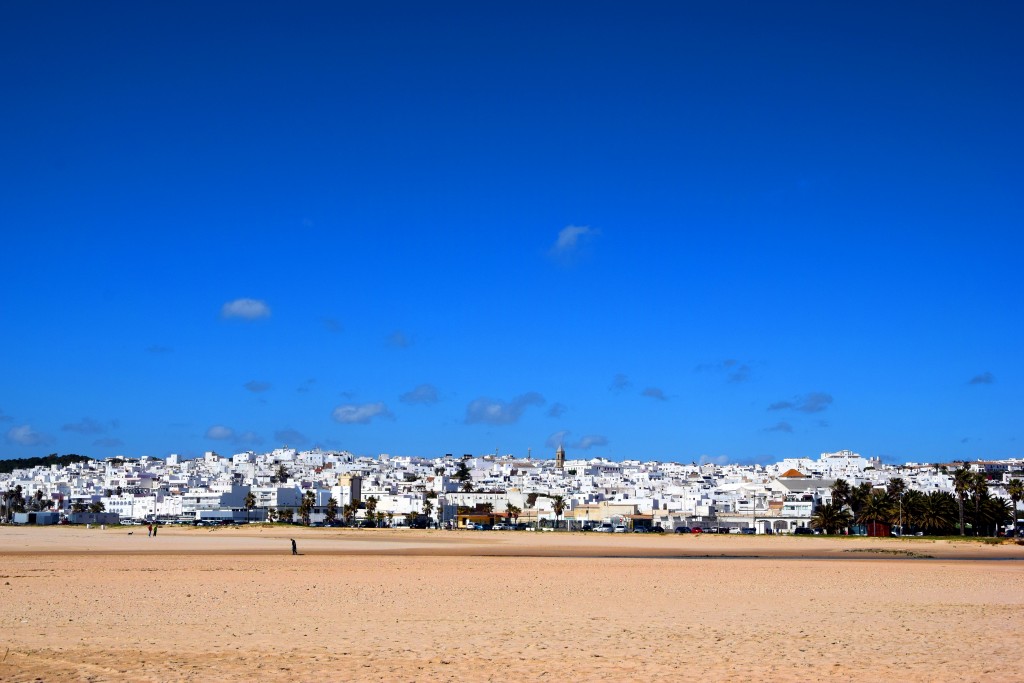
left=673, top=526, right=758, bottom=534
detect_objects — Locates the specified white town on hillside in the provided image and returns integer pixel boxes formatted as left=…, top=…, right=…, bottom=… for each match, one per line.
left=2, top=448, right=1022, bottom=535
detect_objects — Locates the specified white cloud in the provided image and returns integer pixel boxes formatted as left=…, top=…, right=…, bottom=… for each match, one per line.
left=642, top=387, right=668, bottom=401
left=221, top=298, right=271, bottom=320
left=545, top=430, right=572, bottom=449
left=332, top=402, right=393, bottom=425
left=244, top=380, right=272, bottom=393
left=549, top=225, right=598, bottom=256
left=274, top=428, right=309, bottom=445
left=388, top=330, right=411, bottom=348
left=576, top=434, right=608, bottom=450
left=5, top=424, right=54, bottom=447
left=465, top=392, right=545, bottom=425
left=205, top=425, right=235, bottom=440
left=235, top=431, right=264, bottom=445
left=610, top=374, right=631, bottom=393
left=544, top=430, right=608, bottom=451
left=400, top=384, right=440, bottom=405
left=62, top=417, right=107, bottom=434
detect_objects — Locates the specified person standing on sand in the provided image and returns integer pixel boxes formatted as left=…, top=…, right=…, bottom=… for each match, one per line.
left=147, top=523, right=153, bottom=537
left=153, top=523, right=158, bottom=536
left=291, top=538, right=297, bottom=555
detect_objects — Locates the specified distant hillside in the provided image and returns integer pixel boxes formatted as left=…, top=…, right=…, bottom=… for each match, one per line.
left=0, top=453, right=92, bottom=474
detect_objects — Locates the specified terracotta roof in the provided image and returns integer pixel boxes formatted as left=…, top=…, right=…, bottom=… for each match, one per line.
left=779, top=468, right=806, bottom=478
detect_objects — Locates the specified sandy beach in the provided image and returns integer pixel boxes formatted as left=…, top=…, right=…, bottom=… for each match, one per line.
left=1, top=526, right=1022, bottom=682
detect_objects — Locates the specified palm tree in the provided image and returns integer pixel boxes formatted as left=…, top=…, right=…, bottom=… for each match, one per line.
left=325, top=497, right=339, bottom=524
left=506, top=502, right=521, bottom=526
left=365, top=496, right=378, bottom=526
left=886, top=477, right=907, bottom=499
left=980, top=495, right=1012, bottom=537
left=243, top=492, right=256, bottom=523
left=550, top=495, right=566, bottom=530
left=1006, top=479, right=1023, bottom=536
left=900, top=489, right=926, bottom=533
left=847, top=482, right=874, bottom=520
left=422, top=499, right=434, bottom=524
left=857, top=491, right=895, bottom=527
left=970, top=472, right=989, bottom=536
left=917, top=491, right=957, bottom=535
left=461, top=480, right=474, bottom=493
left=952, top=466, right=974, bottom=536
left=810, top=502, right=853, bottom=534
left=299, top=490, right=315, bottom=525
left=275, top=464, right=289, bottom=483
left=88, top=501, right=105, bottom=514
left=267, top=507, right=278, bottom=523
left=830, top=479, right=851, bottom=509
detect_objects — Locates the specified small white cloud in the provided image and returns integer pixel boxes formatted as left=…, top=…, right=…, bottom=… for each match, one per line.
left=642, top=387, right=668, bottom=401
left=400, top=384, right=440, bottom=405
left=274, top=428, right=309, bottom=445
left=388, top=330, right=411, bottom=348
left=205, top=425, right=235, bottom=440
left=221, top=298, right=271, bottom=320
left=576, top=434, right=608, bottom=450
left=465, top=392, right=545, bottom=425
left=547, top=402, right=568, bottom=418
left=244, top=380, right=272, bottom=393
left=545, top=430, right=572, bottom=449
left=549, top=225, right=598, bottom=256
left=5, top=424, right=54, bottom=447
left=332, top=402, right=393, bottom=425
left=235, top=430, right=264, bottom=445
left=62, top=417, right=107, bottom=434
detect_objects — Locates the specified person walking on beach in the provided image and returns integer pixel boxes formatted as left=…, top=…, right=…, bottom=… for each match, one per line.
left=152, top=523, right=158, bottom=536
left=290, top=538, right=297, bottom=555
left=147, top=523, right=153, bottom=537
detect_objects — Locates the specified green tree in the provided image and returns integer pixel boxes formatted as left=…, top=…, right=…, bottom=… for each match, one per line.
left=423, top=499, right=434, bottom=523
left=1006, top=479, right=1023, bottom=535
left=980, top=495, right=1012, bottom=536
left=917, top=491, right=957, bottom=535
left=325, top=497, right=339, bottom=524
left=886, top=478, right=907, bottom=499
left=461, top=480, right=474, bottom=493
left=857, top=491, right=894, bottom=526
left=953, top=466, right=974, bottom=536
left=299, top=490, right=316, bottom=525
left=278, top=507, right=294, bottom=523
left=267, top=507, right=278, bottom=523
left=550, top=495, right=566, bottom=530
left=365, top=496, right=378, bottom=526
left=454, top=460, right=472, bottom=483
left=506, top=502, right=521, bottom=526
left=830, top=479, right=851, bottom=509
left=970, top=472, right=989, bottom=536
left=244, top=492, right=257, bottom=523
left=847, top=482, right=874, bottom=520
left=275, top=463, right=289, bottom=483
left=810, top=502, right=853, bottom=534
left=88, top=500, right=106, bottom=514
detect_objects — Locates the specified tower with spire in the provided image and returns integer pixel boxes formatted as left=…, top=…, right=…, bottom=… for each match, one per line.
left=555, top=444, right=565, bottom=470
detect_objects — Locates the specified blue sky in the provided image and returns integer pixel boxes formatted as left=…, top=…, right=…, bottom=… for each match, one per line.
left=2, top=2, right=1021, bottom=464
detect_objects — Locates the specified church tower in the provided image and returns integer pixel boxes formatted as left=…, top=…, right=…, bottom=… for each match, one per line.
left=555, top=444, right=565, bottom=470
